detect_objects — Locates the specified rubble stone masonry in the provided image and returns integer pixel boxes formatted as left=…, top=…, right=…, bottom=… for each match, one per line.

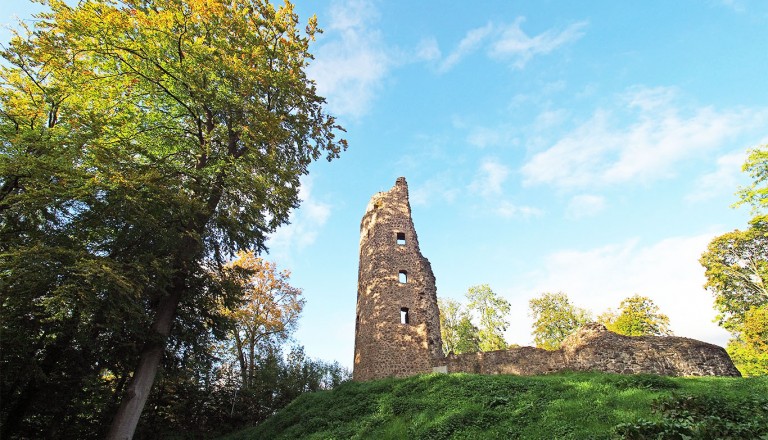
left=354, top=178, right=741, bottom=381
left=353, top=177, right=444, bottom=381
left=445, top=323, right=740, bottom=377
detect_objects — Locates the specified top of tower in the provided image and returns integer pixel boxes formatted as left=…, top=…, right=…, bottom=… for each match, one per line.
left=395, top=176, right=407, bottom=187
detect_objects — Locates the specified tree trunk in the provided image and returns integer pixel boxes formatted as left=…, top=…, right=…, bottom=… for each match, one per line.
left=105, top=288, right=181, bottom=440
left=234, top=330, right=247, bottom=388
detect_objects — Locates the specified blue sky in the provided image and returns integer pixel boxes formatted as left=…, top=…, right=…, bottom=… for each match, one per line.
left=3, top=0, right=768, bottom=369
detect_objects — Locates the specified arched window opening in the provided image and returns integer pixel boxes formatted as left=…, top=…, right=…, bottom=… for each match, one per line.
left=396, top=232, right=406, bottom=245
left=400, top=307, right=409, bottom=324
left=399, top=270, right=407, bottom=283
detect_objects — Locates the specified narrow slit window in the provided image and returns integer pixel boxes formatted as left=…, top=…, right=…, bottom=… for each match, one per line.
left=399, top=270, right=407, bottom=283
left=396, top=232, right=406, bottom=245
left=400, top=307, right=409, bottom=324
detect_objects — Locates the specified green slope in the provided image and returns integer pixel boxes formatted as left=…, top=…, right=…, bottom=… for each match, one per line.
left=220, top=372, right=768, bottom=440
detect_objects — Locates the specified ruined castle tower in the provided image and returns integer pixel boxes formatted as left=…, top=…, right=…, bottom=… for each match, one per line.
left=353, top=177, right=444, bottom=381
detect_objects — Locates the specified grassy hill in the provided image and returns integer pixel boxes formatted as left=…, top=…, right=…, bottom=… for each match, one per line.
left=219, top=372, right=767, bottom=439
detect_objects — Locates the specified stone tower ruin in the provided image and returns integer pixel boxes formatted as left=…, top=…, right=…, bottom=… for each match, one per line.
left=353, top=177, right=444, bottom=381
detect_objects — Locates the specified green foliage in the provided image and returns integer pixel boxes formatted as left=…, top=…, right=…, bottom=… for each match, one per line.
left=438, top=298, right=464, bottom=354
left=438, top=285, right=510, bottom=354
left=736, top=144, right=768, bottom=217
left=700, top=221, right=768, bottom=333
left=220, top=372, right=768, bottom=440
left=614, top=392, right=768, bottom=439
left=466, top=284, right=511, bottom=351
left=701, top=145, right=768, bottom=378
left=529, top=292, right=592, bottom=350
left=454, top=316, right=481, bottom=354
left=726, top=304, right=768, bottom=376
left=727, top=339, right=768, bottom=377
left=0, top=0, right=345, bottom=437
left=599, top=294, right=671, bottom=336
left=129, top=344, right=350, bottom=439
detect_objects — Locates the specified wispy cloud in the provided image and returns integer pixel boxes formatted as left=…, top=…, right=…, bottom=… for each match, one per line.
left=566, top=194, right=606, bottom=219
left=497, top=201, right=543, bottom=219
left=267, top=178, right=331, bottom=262
left=439, top=23, right=495, bottom=72
left=470, top=159, right=510, bottom=197
left=410, top=175, right=460, bottom=207
left=525, top=234, right=732, bottom=345
left=438, top=18, right=586, bottom=72
left=490, top=18, right=588, bottom=68
left=685, top=150, right=747, bottom=202
left=522, top=86, right=768, bottom=189
left=415, top=36, right=441, bottom=62
left=309, top=0, right=392, bottom=119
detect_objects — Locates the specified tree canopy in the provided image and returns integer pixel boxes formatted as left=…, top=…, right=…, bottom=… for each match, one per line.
left=437, top=284, right=510, bottom=354
left=466, top=284, right=511, bottom=352
left=598, top=294, right=671, bottom=337
left=700, top=220, right=768, bottom=333
left=701, top=144, right=768, bottom=376
left=220, top=251, right=305, bottom=388
left=529, top=292, right=592, bottom=350
left=0, top=0, right=345, bottom=437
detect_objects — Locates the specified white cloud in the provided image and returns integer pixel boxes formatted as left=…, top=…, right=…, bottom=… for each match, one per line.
left=515, top=234, right=732, bottom=346
left=686, top=150, right=747, bottom=202
left=467, top=126, right=505, bottom=148
left=566, top=194, right=606, bottom=219
left=497, top=201, right=543, bottom=219
left=438, top=22, right=494, bottom=72
left=533, top=108, right=569, bottom=131
left=415, top=37, right=441, bottom=61
left=437, top=18, right=586, bottom=72
left=490, top=18, right=588, bottom=68
left=470, top=159, right=510, bottom=197
left=267, top=178, right=331, bottom=261
left=308, top=0, right=392, bottom=118
left=410, top=175, right=459, bottom=207
left=522, top=86, right=768, bottom=189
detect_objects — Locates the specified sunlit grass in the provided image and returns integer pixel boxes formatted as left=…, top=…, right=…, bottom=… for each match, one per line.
left=219, top=372, right=767, bottom=440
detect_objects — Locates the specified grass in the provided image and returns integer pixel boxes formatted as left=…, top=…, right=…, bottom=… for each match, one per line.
left=218, top=372, right=768, bottom=440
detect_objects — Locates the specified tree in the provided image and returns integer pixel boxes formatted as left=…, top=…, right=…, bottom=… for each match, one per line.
left=726, top=305, right=768, bottom=376
left=736, top=144, right=768, bottom=220
left=454, top=316, right=481, bottom=354
left=220, top=251, right=304, bottom=389
left=701, top=144, right=768, bottom=376
left=598, top=294, right=671, bottom=336
left=438, top=297, right=482, bottom=354
left=0, top=0, right=345, bottom=437
left=529, top=292, right=592, bottom=350
left=438, top=298, right=463, bottom=354
left=700, top=220, right=768, bottom=333
left=466, top=284, right=511, bottom=351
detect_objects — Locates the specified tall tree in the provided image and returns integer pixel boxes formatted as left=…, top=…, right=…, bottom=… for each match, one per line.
left=466, top=284, right=511, bottom=352
left=438, top=297, right=481, bottom=354
left=0, top=0, right=345, bottom=437
left=700, top=221, right=768, bottom=333
left=454, top=316, right=482, bottom=354
left=598, top=294, right=671, bottom=336
left=529, top=292, right=592, bottom=350
left=736, top=144, right=768, bottom=220
left=700, top=145, right=768, bottom=376
left=438, top=298, right=463, bottom=355
left=725, top=305, right=768, bottom=376
left=220, top=251, right=304, bottom=389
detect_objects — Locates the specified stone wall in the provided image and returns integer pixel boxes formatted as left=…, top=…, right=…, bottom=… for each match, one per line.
left=443, top=323, right=741, bottom=377
left=353, top=177, right=444, bottom=381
